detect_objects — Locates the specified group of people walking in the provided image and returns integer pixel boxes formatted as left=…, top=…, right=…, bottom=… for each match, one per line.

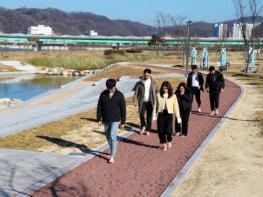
left=96, top=65, right=225, bottom=163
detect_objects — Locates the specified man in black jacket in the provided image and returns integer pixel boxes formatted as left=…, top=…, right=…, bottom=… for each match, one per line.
left=187, top=65, right=204, bottom=112
left=205, top=66, right=225, bottom=116
left=97, top=79, right=126, bottom=163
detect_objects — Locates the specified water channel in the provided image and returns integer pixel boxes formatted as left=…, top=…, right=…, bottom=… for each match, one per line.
left=0, top=74, right=79, bottom=101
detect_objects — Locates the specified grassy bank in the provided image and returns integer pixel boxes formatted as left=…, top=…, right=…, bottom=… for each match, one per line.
left=0, top=65, right=184, bottom=153
left=28, top=52, right=157, bottom=71
left=0, top=51, right=171, bottom=71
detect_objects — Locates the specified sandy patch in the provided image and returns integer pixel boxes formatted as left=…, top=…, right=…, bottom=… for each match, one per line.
left=0, top=63, right=18, bottom=72
left=172, top=79, right=263, bottom=197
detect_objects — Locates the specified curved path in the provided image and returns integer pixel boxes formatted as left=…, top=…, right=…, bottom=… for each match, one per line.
left=32, top=66, right=241, bottom=197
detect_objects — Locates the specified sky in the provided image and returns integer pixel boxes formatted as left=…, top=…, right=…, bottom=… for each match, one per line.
left=0, top=0, right=237, bottom=25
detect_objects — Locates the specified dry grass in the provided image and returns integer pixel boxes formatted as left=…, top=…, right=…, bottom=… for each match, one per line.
left=0, top=51, right=104, bottom=62
left=223, top=52, right=263, bottom=135
left=0, top=98, right=139, bottom=153
left=87, top=64, right=166, bottom=81
left=0, top=64, right=185, bottom=153
left=0, top=51, right=157, bottom=70
left=155, top=78, right=187, bottom=90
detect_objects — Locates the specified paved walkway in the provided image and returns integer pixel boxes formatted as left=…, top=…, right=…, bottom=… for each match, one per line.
left=30, top=66, right=241, bottom=197
left=0, top=61, right=37, bottom=74
left=0, top=69, right=185, bottom=196
left=0, top=149, right=83, bottom=197
left=0, top=75, right=139, bottom=196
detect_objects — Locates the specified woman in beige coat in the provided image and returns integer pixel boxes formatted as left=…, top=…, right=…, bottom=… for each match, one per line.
left=153, top=81, right=181, bottom=151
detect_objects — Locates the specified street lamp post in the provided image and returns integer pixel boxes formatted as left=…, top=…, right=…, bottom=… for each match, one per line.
left=185, top=20, right=192, bottom=77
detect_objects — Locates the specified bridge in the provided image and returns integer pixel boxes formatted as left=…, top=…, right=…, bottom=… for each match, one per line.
left=0, top=34, right=263, bottom=49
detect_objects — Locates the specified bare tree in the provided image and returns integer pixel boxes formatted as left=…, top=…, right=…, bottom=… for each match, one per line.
left=154, top=12, right=174, bottom=54
left=233, top=0, right=263, bottom=74
left=170, top=15, right=187, bottom=66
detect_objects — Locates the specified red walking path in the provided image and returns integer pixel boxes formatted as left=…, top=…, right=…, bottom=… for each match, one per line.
left=32, top=66, right=241, bottom=197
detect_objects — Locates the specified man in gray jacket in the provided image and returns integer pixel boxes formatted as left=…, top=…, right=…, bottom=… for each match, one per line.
left=133, top=68, right=159, bottom=135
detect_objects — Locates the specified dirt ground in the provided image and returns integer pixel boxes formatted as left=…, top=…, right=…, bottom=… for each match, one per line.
left=172, top=81, right=263, bottom=196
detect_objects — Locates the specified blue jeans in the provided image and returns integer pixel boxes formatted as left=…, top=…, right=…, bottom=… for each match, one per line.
left=104, top=122, right=119, bottom=157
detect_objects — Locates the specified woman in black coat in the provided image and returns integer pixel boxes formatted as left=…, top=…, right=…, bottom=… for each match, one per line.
left=175, top=82, right=193, bottom=137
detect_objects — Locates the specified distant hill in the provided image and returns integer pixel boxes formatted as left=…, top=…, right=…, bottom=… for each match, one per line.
left=0, top=7, right=155, bottom=36
left=0, top=7, right=262, bottom=37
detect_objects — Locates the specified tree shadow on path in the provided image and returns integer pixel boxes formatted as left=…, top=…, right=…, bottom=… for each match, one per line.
left=117, top=136, right=160, bottom=149
left=191, top=111, right=263, bottom=122
left=37, top=136, right=109, bottom=161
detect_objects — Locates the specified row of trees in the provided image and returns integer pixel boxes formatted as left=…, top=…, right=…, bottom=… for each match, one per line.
left=233, top=0, right=263, bottom=73
left=150, top=0, right=263, bottom=74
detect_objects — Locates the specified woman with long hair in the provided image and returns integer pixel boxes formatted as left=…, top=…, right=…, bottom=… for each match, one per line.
left=153, top=81, right=181, bottom=151
left=175, top=82, right=192, bottom=137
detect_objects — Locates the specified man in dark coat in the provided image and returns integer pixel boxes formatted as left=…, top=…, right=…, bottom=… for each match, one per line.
left=97, top=79, right=126, bottom=163
left=133, top=68, right=159, bottom=135
left=187, top=64, right=204, bottom=112
left=205, top=66, right=225, bottom=116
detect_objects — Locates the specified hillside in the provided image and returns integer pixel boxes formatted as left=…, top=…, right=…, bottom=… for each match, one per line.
left=0, top=7, right=262, bottom=37
left=0, top=7, right=155, bottom=36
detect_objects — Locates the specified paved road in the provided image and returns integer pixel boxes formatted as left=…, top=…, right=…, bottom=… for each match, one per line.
left=32, top=66, right=241, bottom=197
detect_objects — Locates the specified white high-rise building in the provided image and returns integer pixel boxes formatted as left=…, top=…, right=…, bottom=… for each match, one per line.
left=232, top=23, right=261, bottom=39
left=245, top=23, right=254, bottom=38
left=232, top=23, right=242, bottom=39
left=27, top=25, right=53, bottom=35
left=213, top=24, right=228, bottom=38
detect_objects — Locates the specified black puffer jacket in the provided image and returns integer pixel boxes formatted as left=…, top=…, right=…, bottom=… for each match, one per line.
left=175, top=90, right=193, bottom=112
left=205, top=71, right=225, bottom=93
left=97, top=89, right=126, bottom=124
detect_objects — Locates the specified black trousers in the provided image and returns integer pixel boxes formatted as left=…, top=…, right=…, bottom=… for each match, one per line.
left=157, top=110, right=173, bottom=144
left=209, top=91, right=220, bottom=111
left=176, top=109, right=191, bottom=136
left=140, top=101, right=153, bottom=131
left=191, top=87, right=201, bottom=107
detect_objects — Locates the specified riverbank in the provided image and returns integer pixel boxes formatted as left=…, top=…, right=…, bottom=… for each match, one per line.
left=0, top=64, right=184, bottom=152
